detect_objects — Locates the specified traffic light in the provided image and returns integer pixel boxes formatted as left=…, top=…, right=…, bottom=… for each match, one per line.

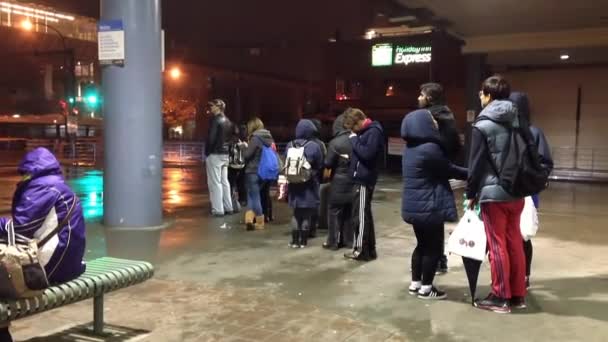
left=83, top=83, right=101, bottom=108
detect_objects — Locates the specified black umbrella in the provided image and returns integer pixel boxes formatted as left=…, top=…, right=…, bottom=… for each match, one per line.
left=462, top=256, right=482, bottom=305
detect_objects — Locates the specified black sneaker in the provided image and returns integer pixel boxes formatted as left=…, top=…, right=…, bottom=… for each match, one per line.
left=344, top=250, right=373, bottom=262
left=408, top=285, right=421, bottom=296
left=323, top=243, right=340, bottom=251
left=511, top=297, right=527, bottom=310
left=417, top=287, right=447, bottom=300
left=474, top=294, right=511, bottom=314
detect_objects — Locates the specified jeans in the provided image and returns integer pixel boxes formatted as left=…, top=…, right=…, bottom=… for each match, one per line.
left=246, top=173, right=264, bottom=216
left=206, top=154, right=233, bottom=215
left=411, top=224, right=444, bottom=286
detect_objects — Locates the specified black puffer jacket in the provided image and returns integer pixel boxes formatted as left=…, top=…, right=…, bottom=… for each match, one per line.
left=205, top=114, right=233, bottom=156
left=325, top=115, right=354, bottom=204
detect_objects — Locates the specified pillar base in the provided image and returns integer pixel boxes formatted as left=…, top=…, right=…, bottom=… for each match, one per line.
left=103, top=222, right=170, bottom=263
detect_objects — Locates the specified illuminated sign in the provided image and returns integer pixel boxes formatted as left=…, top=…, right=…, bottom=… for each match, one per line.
left=372, top=43, right=432, bottom=67
left=394, top=45, right=432, bottom=65
left=372, top=44, right=394, bottom=67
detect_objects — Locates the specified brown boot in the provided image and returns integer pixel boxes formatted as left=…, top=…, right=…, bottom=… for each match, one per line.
left=255, top=216, right=265, bottom=230
left=245, top=211, right=255, bottom=231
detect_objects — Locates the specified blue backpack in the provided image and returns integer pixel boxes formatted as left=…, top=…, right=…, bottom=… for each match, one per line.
left=258, top=140, right=280, bottom=181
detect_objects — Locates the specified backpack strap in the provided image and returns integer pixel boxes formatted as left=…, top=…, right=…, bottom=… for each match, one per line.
left=38, top=196, right=77, bottom=248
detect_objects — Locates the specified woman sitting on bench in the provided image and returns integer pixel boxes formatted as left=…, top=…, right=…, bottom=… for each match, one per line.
left=0, top=147, right=87, bottom=341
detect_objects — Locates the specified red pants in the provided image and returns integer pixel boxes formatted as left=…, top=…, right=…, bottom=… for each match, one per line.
left=481, top=200, right=527, bottom=299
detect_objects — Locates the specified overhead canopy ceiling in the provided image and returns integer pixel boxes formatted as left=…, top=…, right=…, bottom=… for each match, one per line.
left=24, top=0, right=608, bottom=67
left=396, top=0, right=608, bottom=37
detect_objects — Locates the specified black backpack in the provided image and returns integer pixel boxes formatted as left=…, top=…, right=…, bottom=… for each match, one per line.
left=488, top=122, right=550, bottom=197
left=229, top=142, right=246, bottom=169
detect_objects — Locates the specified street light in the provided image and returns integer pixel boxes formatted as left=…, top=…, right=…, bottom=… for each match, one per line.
left=169, top=67, right=181, bottom=80
left=20, top=19, right=75, bottom=103
left=21, top=19, right=76, bottom=141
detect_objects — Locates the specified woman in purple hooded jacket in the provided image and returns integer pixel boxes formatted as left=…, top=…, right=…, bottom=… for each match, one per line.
left=0, top=147, right=87, bottom=283
left=0, top=148, right=87, bottom=340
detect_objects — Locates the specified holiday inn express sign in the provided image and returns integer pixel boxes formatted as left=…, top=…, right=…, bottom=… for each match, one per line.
left=372, top=43, right=432, bottom=67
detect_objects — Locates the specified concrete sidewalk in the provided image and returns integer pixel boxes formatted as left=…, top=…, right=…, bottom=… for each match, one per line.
left=10, top=178, right=608, bottom=341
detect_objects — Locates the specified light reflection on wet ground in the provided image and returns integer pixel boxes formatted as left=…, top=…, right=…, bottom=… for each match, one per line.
left=0, top=165, right=208, bottom=219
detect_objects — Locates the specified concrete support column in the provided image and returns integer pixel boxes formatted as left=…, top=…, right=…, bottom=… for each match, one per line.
left=44, top=64, right=54, bottom=100
left=101, top=0, right=164, bottom=262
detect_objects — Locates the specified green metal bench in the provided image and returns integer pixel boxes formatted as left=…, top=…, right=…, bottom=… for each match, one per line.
left=0, top=257, right=154, bottom=335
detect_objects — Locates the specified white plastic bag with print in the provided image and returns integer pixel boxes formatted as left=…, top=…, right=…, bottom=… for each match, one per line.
left=447, top=210, right=487, bottom=262
left=520, top=196, right=539, bottom=241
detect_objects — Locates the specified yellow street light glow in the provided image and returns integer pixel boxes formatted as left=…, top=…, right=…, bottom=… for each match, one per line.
left=21, top=19, right=33, bottom=31
left=170, top=67, right=181, bottom=80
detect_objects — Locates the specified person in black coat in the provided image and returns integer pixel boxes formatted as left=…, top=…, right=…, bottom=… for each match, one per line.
left=323, top=114, right=354, bottom=250
left=309, top=119, right=328, bottom=238
left=509, top=91, right=554, bottom=289
left=418, top=82, right=464, bottom=274
left=401, top=110, right=467, bottom=300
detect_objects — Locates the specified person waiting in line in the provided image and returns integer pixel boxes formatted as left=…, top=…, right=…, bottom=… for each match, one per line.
left=343, top=108, right=385, bottom=262
left=0, top=148, right=87, bottom=341
left=509, top=91, right=554, bottom=289
left=401, top=110, right=467, bottom=300
left=243, top=117, right=276, bottom=230
left=467, top=75, right=527, bottom=313
left=228, top=124, right=247, bottom=213
left=286, top=120, right=323, bottom=248
left=323, top=113, right=354, bottom=250
left=417, top=82, right=464, bottom=275
left=308, top=119, right=328, bottom=239
left=205, top=99, right=234, bottom=217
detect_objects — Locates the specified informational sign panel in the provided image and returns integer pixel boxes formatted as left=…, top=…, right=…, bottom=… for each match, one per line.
left=98, top=20, right=125, bottom=66
left=388, top=137, right=405, bottom=156
left=371, top=43, right=432, bottom=67
left=372, top=44, right=394, bottom=67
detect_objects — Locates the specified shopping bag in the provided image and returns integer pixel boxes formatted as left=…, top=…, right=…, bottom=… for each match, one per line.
left=520, top=196, right=539, bottom=241
left=447, top=210, right=487, bottom=261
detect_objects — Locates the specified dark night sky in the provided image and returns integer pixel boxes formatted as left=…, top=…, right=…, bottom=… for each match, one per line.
left=35, top=0, right=375, bottom=46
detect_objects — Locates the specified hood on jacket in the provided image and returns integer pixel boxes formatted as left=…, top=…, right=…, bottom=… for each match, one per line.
left=295, top=119, right=318, bottom=140
left=18, top=147, right=62, bottom=178
left=509, top=92, right=531, bottom=123
left=332, top=114, right=347, bottom=137
left=478, top=100, right=519, bottom=126
left=401, top=110, right=441, bottom=144
left=251, top=128, right=274, bottom=146
left=428, top=105, right=455, bottom=121
left=358, top=120, right=383, bottom=136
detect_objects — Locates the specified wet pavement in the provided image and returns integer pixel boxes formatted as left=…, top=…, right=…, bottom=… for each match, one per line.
left=1, top=165, right=607, bottom=341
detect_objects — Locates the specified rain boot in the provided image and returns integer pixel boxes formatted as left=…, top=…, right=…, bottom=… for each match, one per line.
left=255, top=216, right=265, bottom=230
left=300, top=229, right=309, bottom=248
left=289, top=230, right=299, bottom=248
left=245, top=210, right=255, bottom=231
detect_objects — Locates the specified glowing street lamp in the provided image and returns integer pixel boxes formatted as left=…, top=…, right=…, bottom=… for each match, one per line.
left=169, top=67, right=181, bottom=80
left=20, top=20, right=34, bottom=31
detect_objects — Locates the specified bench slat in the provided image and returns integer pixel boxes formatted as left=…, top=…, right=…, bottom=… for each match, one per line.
left=0, top=257, right=154, bottom=322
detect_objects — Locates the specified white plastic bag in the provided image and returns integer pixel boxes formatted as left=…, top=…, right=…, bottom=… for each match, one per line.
left=447, top=210, right=487, bottom=261
left=520, top=196, right=539, bottom=241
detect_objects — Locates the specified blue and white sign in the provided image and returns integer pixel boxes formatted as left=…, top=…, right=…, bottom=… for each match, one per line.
left=98, top=20, right=125, bottom=66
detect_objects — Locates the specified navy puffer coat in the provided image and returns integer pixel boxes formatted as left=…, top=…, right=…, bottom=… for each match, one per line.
left=401, top=110, right=467, bottom=226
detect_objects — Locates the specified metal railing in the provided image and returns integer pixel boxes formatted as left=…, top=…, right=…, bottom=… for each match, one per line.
left=552, top=147, right=608, bottom=171
left=551, top=147, right=608, bottom=181
left=163, top=142, right=205, bottom=165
